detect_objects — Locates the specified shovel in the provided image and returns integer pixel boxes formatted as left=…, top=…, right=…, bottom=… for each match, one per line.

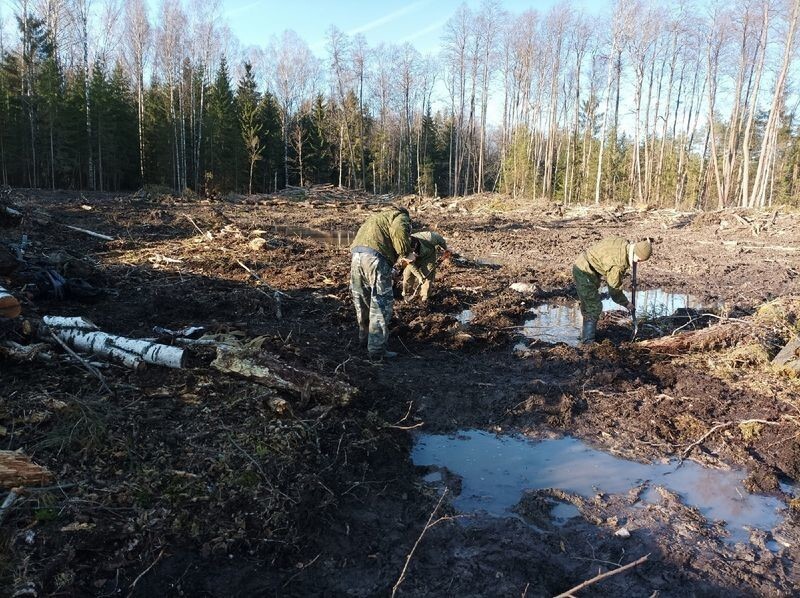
left=630, top=260, right=638, bottom=340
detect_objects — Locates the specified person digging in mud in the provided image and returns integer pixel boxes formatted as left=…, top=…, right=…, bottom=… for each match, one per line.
left=572, top=237, right=652, bottom=344
left=350, top=205, right=416, bottom=361
left=402, top=231, right=450, bottom=304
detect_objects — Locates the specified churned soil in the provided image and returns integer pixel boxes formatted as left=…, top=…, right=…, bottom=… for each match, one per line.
left=1, top=187, right=800, bottom=596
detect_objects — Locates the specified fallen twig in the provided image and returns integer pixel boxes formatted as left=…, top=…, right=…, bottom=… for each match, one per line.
left=182, top=213, right=212, bottom=240
left=392, top=489, right=456, bottom=598
left=280, top=553, right=321, bottom=588
left=387, top=401, right=424, bottom=430
left=49, top=331, right=113, bottom=395
left=681, top=418, right=786, bottom=460
left=552, top=553, right=650, bottom=598
left=127, top=548, right=165, bottom=596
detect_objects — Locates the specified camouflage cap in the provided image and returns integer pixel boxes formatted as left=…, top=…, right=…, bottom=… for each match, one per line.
left=633, top=239, right=652, bottom=261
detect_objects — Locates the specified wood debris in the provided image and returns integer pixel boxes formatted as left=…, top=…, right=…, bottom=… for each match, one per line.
left=0, top=451, right=53, bottom=488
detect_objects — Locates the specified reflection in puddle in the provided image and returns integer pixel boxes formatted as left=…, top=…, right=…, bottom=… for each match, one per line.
left=413, top=431, right=784, bottom=544
left=522, top=288, right=711, bottom=346
left=523, top=305, right=583, bottom=346
left=276, top=226, right=356, bottom=247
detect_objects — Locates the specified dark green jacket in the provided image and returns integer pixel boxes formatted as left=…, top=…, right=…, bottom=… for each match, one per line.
left=574, top=237, right=631, bottom=306
left=412, top=231, right=447, bottom=269
left=351, top=207, right=412, bottom=263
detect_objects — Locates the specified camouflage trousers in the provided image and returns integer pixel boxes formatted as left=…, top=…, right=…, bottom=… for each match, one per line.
left=402, top=261, right=436, bottom=302
left=350, top=251, right=394, bottom=356
left=572, top=265, right=602, bottom=321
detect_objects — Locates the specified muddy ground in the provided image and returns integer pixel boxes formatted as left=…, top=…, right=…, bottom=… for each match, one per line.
left=1, top=188, right=800, bottom=597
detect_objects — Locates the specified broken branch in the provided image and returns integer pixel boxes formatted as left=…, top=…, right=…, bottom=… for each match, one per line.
left=392, top=489, right=455, bottom=598
left=553, top=554, right=650, bottom=598
left=62, top=224, right=115, bottom=241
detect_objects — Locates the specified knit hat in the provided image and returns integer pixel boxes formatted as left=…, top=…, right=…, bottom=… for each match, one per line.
left=633, top=239, right=652, bottom=261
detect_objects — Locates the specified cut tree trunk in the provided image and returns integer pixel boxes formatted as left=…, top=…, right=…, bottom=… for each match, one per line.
left=43, top=316, right=185, bottom=370
left=212, top=346, right=357, bottom=406
left=0, top=451, right=53, bottom=488
left=0, top=286, right=21, bottom=318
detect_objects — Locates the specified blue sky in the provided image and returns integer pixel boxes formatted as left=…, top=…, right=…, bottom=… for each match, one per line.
left=0, top=0, right=608, bottom=58
left=222, top=0, right=606, bottom=55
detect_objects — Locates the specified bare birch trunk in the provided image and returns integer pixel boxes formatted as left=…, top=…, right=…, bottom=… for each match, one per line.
left=741, top=3, right=770, bottom=207
left=43, top=316, right=185, bottom=370
left=595, top=42, right=618, bottom=205
left=750, top=1, right=799, bottom=208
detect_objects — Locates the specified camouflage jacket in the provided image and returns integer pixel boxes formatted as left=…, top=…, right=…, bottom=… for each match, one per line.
left=574, top=236, right=631, bottom=306
left=412, top=231, right=447, bottom=268
left=351, top=207, right=412, bottom=264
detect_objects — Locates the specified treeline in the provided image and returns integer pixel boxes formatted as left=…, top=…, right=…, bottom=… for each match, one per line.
left=0, top=0, right=798, bottom=208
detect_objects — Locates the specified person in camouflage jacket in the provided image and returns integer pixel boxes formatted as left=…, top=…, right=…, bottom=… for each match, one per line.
left=350, top=206, right=415, bottom=360
left=572, top=237, right=652, bottom=343
left=402, top=231, right=448, bottom=303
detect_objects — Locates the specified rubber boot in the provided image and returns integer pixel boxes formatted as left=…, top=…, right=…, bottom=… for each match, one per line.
left=581, top=318, right=597, bottom=344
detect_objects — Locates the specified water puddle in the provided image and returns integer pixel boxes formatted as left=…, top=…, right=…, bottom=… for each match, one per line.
left=522, top=288, right=711, bottom=346
left=413, top=430, right=785, bottom=544
left=474, top=255, right=504, bottom=266
left=456, top=309, right=474, bottom=325
left=276, top=226, right=356, bottom=247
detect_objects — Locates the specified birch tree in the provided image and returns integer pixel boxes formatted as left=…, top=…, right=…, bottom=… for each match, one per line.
left=269, top=29, right=318, bottom=188
left=750, top=0, right=799, bottom=207
left=594, top=7, right=624, bottom=204
left=122, top=0, right=150, bottom=184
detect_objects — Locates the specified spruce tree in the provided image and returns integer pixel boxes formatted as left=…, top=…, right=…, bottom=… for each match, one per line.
left=205, top=58, right=238, bottom=193
left=236, top=62, right=262, bottom=195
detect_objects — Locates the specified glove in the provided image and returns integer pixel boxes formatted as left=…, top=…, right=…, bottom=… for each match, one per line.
left=625, top=301, right=634, bottom=312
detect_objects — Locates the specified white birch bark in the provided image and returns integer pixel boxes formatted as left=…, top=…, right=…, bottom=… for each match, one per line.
left=43, top=316, right=185, bottom=369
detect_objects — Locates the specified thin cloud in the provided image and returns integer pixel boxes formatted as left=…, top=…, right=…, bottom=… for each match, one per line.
left=399, top=16, right=448, bottom=45
left=225, top=0, right=266, bottom=19
left=348, top=0, right=428, bottom=35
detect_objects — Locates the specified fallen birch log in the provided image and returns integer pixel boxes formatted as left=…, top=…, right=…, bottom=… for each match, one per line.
left=43, top=316, right=185, bottom=370
left=211, top=346, right=357, bottom=406
left=0, top=451, right=53, bottom=488
left=0, top=286, right=21, bottom=318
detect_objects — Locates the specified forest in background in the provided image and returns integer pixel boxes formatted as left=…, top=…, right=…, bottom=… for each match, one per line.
left=0, top=0, right=798, bottom=209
